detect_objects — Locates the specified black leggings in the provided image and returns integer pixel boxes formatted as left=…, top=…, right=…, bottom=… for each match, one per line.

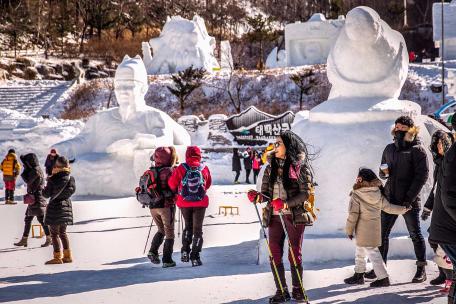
left=181, top=207, right=206, bottom=256
left=234, top=171, right=240, bottom=182
left=23, top=215, right=50, bottom=237
left=50, top=225, right=69, bottom=252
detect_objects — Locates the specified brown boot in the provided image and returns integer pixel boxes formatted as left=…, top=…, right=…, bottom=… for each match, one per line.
left=14, top=237, right=27, bottom=247
left=62, top=249, right=73, bottom=263
left=41, top=236, right=52, bottom=247
left=45, top=252, right=63, bottom=265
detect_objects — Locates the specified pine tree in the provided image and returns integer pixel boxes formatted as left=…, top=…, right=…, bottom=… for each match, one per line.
left=246, top=14, right=275, bottom=70
left=290, top=69, right=318, bottom=110
left=167, top=66, right=206, bottom=115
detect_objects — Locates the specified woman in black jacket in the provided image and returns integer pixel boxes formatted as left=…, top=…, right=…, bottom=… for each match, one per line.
left=14, top=153, right=51, bottom=247
left=248, top=131, right=314, bottom=303
left=232, top=148, right=242, bottom=184
left=43, top=156, right=76, bottom=265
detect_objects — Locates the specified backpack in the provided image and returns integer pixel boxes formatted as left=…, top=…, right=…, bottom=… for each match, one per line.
left=180, top=163, right=206, bottom=202
left=136, top=168, right=163, bottom=208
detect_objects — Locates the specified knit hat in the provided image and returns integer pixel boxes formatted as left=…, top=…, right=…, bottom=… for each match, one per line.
left=358, top=168, right=378, bottom=182
left=55, top=156, right=70, bottom=168
left=395, top=116, right=414, bottom=128
left=8, top=148, right=15, bottom=154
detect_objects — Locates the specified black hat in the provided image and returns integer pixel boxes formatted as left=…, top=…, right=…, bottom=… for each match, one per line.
left=55, top=156, right=69, bottom=168
left=8, top=148, right=15, bottom=154
left=358, top=168, right=378, bottom=182
left=395, top=116, right=414, bottom=128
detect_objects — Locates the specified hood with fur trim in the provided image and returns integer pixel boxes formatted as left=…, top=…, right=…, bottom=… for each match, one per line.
left=353, top=178, right=382, bottom=190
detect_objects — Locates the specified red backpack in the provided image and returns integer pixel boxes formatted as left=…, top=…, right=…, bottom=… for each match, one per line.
left=136, top=168, right=163, bottom=208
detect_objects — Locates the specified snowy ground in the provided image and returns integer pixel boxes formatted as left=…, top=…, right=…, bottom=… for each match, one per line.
left=0, top=185, right=447, bottom=304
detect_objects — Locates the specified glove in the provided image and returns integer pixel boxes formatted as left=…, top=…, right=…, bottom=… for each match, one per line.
left=247, top=190, right=262, bottom=203
left=135, top=187, right=140, bottom=193
left=421, top=208, right=431, bottom=221
left=271, top=198, right=284, bottom=211
left=348, top=235, right=354, bottom=240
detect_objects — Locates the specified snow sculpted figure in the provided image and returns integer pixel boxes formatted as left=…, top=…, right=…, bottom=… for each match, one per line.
left=55, top=55, right=190, bottom=196
left=143, top=15, right=219, bottom=74
left=327, top=7, right=408, bottom=99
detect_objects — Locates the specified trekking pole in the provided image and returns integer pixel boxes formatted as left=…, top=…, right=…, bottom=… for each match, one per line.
left=251, top=195, right=286, bottom=296
left=143, top=218, right=154, bottom=254
left=278, top=210, right=310, bottom=304
left=177, top=208, right=182, bottom=238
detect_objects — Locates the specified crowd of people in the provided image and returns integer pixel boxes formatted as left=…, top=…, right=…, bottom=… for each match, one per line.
left=2, top=114, right=456, bottom=304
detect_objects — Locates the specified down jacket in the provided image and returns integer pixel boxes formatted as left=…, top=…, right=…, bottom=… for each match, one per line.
left=20, top=153, right=47, bottom=217
left=43, top=170, right=76, bottom=226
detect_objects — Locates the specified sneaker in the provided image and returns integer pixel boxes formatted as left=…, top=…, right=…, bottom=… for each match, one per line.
left=181, top=251, right=190, bottom=263
left=147, top=252, right=160, bottom=264
left=364, top=270, right=377, bottom=280
left=370, top=277, right=391, bottom=287
left=269, top=289, right=291, bottom=303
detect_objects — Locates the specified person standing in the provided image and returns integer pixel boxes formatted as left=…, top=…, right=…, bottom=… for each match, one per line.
left=44, top=149, right=59, bottom=177
left=429, top=133, right=456, bottom=304
left=252, top=150, right=262, bottom=184
left=43, top=156, right=76, bottom=265
left=232, top=148, right=242, bottom=184
left=168, top=146, right=212, bottom=267
left=248, top=130, right=314, bottom=303
left=14, top=153, right=51, bottom=247
left=1, top=149, right=21, bottom=204
left=243, top=147, right=253, bottom=184
left=375, top=116, right=429, bottom=283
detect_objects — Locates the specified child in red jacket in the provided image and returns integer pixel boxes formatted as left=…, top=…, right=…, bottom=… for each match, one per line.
left=168, top=146, right=212, bottom=267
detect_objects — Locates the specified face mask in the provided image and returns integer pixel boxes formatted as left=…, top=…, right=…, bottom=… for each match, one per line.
left=394, top=130, right=408, bottom=150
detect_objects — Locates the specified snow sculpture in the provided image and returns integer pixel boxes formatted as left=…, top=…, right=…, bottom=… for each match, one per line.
left=284, top=13, right=345, bottom=67
left=265, top=47, right=287, bottom=69
left=433, top=0, right=456, bottom=60
left=220, top=40, right=234, bottom=70
left=327, top=7, right=408, bottom=99
left=55, top=55, right=191, bottom=196
left=291, top=6, right=441, bottom=238
left=143, top=15, right=219, bottom=74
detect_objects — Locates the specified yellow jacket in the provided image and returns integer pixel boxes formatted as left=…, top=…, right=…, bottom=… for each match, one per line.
left=1, top=153, right=21, bottom=179
left=262, top=144, right=274, bottom=164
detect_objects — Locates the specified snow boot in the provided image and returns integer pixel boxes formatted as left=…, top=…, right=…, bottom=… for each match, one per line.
left=370, top=277, right=391, bottom=287
left=45, top=252, right=63, bottom=265
left=412, top=263, right=427, bottom=283
left=14, top=237, right=27, bottom=247
left=190, top=237, right=203, bottom=267
left=269, top=263, right=289, bottom=303
left=62, top=249, right=73, bottom=263
left=162, top=239, right=176, bottom=268
left=4, top=190, right=9, bottom=204
left=344, top=273, right=365, bottom=285
left=364, top=269, right=377, bottom=280
left=181, top=250, right=190, bottom=263
left=148, top=232, right=164, bottom=264
left=291, top=287, right=307, bottom=303
left=291, top=264, right=306, bottom=302
left=9, top=190, right=15, bottom=204
left=431, top=267, right=447, bottom=286
left=41, top=236, right=52, bottom=247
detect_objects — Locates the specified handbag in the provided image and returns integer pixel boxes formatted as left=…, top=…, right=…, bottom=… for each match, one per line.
left=23, top=193, right=36, bottom=205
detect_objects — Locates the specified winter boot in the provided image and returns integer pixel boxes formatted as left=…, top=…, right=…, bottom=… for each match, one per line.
left=4, top=190, right=9, bottom=204
left=344, top=272, right=365, bottom=285
left=291, top=264, right=306, bottom=302
left=412, top=263, right=427, bottom=283
left=269, top=263, right=290, bottom=303
left=62, top=249, right=73, bottom=263
left=147, top=232, right=164, bottom=264
left=41, top=236, right=52, bottom=247
left=364, top=269, right=377, bottom=280
left=9, top=190, right=15, bottom=204
left=181, top=250, right=190, bottom=263
left=370, top=277, right=391, bottom=287
left=190, top=237, right=203, bottom=267
left=162, top=239, right=176, bottom=268
left=431, top=267, right=447, bottom=286
left=14, top=237, right=27, bottom=247
left=45, top=252, right=63, bottom=265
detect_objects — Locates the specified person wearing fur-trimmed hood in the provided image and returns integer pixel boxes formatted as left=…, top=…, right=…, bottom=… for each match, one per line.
left=376, top=116, right=429, bottom=283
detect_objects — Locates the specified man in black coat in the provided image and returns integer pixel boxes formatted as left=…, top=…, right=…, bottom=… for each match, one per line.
left=44, top=148, right=59, bottom=177
left=232, top=148, right=242, bottom=184
left=376, top=116, right=429, bottom=283
left=429, top=134, right=456, bottom=304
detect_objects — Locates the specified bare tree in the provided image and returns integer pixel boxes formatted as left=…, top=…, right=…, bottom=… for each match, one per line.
left=290, top=69, right=318, bottom=110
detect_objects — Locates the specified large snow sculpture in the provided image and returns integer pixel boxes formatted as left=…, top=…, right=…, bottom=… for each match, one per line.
left=327, top=7, right=408, bottom=99
left=433, top=0, right=456, bottom=60
left=291, top=6, right=442, bottom=239
left=143, top=15, right=219, bottom=74
left=55, top=55, right=190, bottom=196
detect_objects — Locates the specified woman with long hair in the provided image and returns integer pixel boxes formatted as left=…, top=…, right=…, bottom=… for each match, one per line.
left=248, top=130, right=314, bottom=303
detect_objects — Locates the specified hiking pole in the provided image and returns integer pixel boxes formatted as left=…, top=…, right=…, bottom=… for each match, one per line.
left=278, top=210, right=310, bottom=304
left=177, top=208, right=182, bottom=238
left=143, top=218, right=154, bottom=254
left=251, top=195, right=286, bottom=296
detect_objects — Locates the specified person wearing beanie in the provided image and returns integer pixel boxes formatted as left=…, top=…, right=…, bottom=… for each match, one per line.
left=376, top=115, right=429, bottom=283
left=44, top=148, right=59, bottom=177
left=1, top=148, right=21, bottom=204
left=345, top=168, right=409, bottom=287
left=42, top=155, right=76, bottom=265
left=168, top=146, right=212, bottom=267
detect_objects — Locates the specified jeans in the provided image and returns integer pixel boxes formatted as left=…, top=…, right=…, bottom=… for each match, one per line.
left=23, top=215, right=50, bottom=237
left=355, top=246, right=388, bottom=279
left=268, top=214, right=305, bottom=265
left=379, top=207, right=426, bottom=263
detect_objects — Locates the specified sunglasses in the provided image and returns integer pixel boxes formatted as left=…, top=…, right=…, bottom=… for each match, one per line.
left=274, top=142, right=283, bottom=148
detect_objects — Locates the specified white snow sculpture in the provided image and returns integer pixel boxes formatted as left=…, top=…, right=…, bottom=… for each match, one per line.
left=220, top=40, right=234, bottom=70
left=327, top=7, right=408, bottom=99
left=291, top=6, right=441, bottom=237
left=449, top=71, right=456, bottom=96
left=143, top=15, right=219, bottom=75
left=265, top=47, right=287, bottom=69
left=284, top=13, right=344, bottom=67
left=54, top=55, right=191, bottom=196
left=433, top=0, right=456, bottom=60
